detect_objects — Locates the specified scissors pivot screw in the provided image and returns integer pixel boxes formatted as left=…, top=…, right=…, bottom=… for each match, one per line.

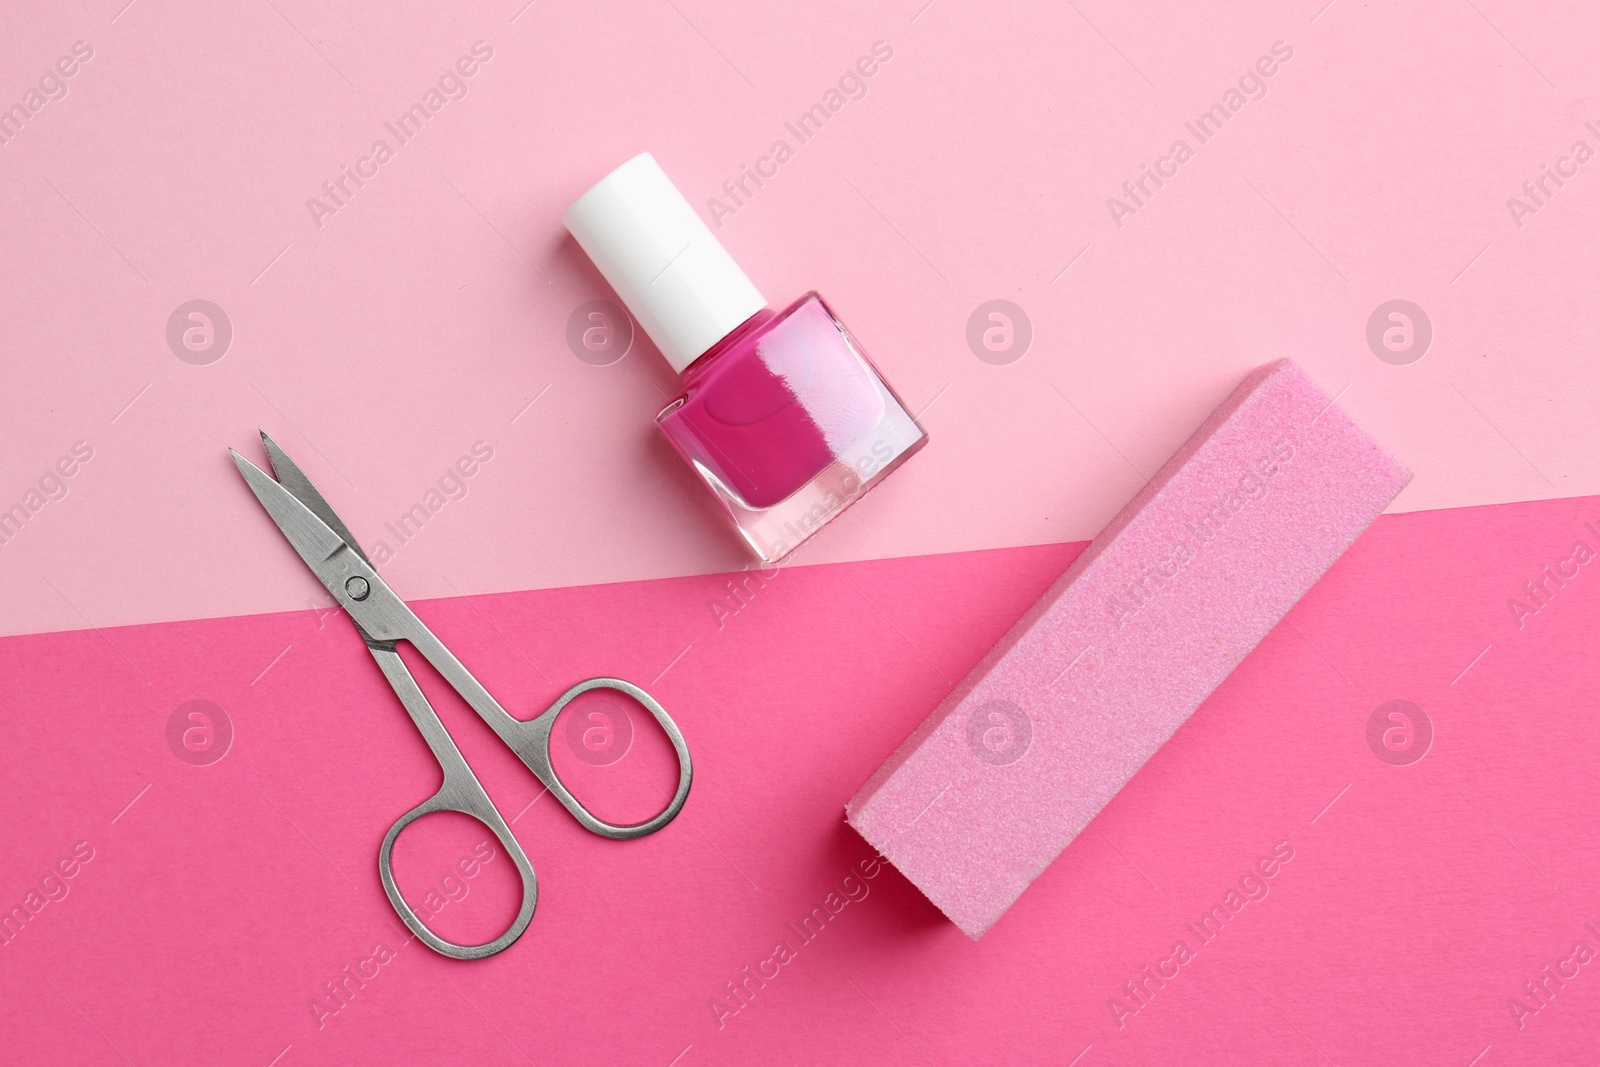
left=345, top=576, right=371, bottom=600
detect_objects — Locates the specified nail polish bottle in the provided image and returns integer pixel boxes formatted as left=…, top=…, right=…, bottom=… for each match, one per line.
left=564, top=153, right=926, bottom=563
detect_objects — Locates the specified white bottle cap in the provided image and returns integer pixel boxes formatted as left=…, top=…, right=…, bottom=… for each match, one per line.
left=563, top=153, right=766, bottom=374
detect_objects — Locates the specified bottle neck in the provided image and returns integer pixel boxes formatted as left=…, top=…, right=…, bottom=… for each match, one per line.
left=677, top=307, right=776, bottom=382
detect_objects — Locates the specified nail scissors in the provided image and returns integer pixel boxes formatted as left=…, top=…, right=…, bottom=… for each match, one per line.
left=230, top=432, right=693, bottom=960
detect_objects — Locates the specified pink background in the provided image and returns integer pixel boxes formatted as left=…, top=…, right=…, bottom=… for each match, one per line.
left=2, top=0, right=1599, bottom=635
left=3, top=0, right=1599, bottom=1063
left=6, top=497, right=1600, bottom=1064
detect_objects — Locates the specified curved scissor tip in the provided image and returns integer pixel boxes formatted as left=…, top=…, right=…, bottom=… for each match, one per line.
left=229, top=447, right=264, bottom=477
left=246, top=432, right=369, bottom=565
left=257, top=429, right=288, bottom=476
left=229, top=443, right=348, bottom=567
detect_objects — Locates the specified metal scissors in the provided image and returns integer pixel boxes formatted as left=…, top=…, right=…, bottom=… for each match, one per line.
left=230, top=431, right=693, bottom=960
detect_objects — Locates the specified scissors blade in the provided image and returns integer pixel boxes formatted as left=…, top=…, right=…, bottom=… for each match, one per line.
left=258, top=430, right=370, bottom=566
left=230, top=448, right=355, bottom=581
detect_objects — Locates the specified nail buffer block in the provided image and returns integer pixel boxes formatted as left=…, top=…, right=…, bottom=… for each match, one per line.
left=846, top=359, right=1411, bottom=938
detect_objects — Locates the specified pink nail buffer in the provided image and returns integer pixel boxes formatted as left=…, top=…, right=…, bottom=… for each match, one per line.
left=846, top=359, right=1411, bottom=938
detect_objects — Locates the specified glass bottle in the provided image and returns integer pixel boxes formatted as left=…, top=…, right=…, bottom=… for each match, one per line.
left=565, top=153, right=926, bottom=562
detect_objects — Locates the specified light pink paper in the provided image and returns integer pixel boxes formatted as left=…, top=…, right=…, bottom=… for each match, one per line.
left=1, top=0, right=1596, bottom=636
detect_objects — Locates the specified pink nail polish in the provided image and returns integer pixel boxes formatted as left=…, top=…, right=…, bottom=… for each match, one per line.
left=564, top=153, right=926, bottom=562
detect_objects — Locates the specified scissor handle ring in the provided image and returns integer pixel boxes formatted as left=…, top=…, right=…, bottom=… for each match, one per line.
left=377, top=787, right=538, bottom=961
left=524, top=677, right=693, bottom=840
